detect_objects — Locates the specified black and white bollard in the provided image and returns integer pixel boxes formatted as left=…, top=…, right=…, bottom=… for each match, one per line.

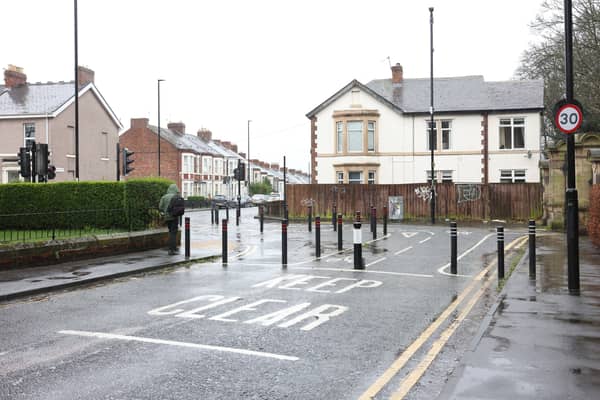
left=315, top=216, right=321, bottom=258
left=185, top=217, right=190, bottom=258
left=337, top=214, right=343, bottom=251
left=282, top=219, right=288, bottom=266
left=222, top=218, right=228, bottom=264
left=383, top=205, right=388, bottom=236
left=308, top=205, right=312, bottom=233
left=353, top=211, right=364, bottom=269
left=450, top=221, right=457, bottom=275
left=497, top=226, right=505, bottom=280
left=529, top=219, right=536, bottom=279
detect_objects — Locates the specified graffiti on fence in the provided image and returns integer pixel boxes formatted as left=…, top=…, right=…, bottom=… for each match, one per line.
left=456, top=184, right=482, bottom=203
left=414, top=186, right=433, bottom=202
left=300, top=198, right=315, bottom=207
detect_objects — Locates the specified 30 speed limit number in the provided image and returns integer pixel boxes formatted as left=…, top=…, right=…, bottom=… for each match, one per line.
left=555, top=103, right=583, bottom=134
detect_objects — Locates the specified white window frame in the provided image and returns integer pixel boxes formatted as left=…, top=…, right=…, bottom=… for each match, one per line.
left=367, top=170, right=376, bottom=184
left=427, top=170, right=453, bottom=183
left=500, top=169, right=526, bottom=183
left=348, top=170, right=363, bottom=184
left=336, top=171, right=344, bottom=184
left=367, top=121, right=375, bottom=152
left=347, top=121, right=364, bottom=152
left=336, top=122, right=343, bottom=153
left=427, top=119, right=452, bottom=151
left=182, top=154, right=194, bottom=173
left=24, top=123, right=35, bottom=148
left=499, top=118, right=525, bottom=150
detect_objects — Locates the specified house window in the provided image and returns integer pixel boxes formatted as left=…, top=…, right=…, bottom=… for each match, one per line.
left=337, top=171, right=344, bottom=184
left=499, top=118, right=525, bottom=149
left=426, top=170, right=453, bottom=183
left=24, top=123, right=35, bottom=147
left=367, top=122, right=375, bottom=152
left=348, top=171, right=363, bottom=184
left=183, top=155, right=194, bottom=173
left=368, top=170, right=376, bottom=184
left=101, top=131, right=109, bottom=159
left=427, top=120, right=451, bottom=150
left=203, top=157, right=212, bottom=174
left=336, top=122, right=343, bottom=153
left=347, top=121, right=363, bottom=152
left=500, top=169, right=526, bottom=183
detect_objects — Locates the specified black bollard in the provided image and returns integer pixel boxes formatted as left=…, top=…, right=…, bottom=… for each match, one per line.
left=383, top=205, right=388, bottom=236
left=332, top=204, right=337, bottom=231
left=226, top=206, right=229, bottom=222
left=215, top=207, right=219, bottom=226
left=259, top=205, right=264, bottom=233
left=497, top=226, right=505, bottom=280
left=353, top=211, right=364, bottom=269
left=308, top=205, right=312, bottom=233
left=372, top=207, right=377, bottom=240
left=529, top=219, right=536, bottom=279
left=450, top=221, right=457, bottom=274
left=222, top=218, right=228, bottom=264
left=282, top=219, right=288, bottom=266
left=185, top=217, right=190, bottom=258
left=370, top=205, right=374, bottom=233
left=315, top=215, right=321, bottom=258
left=211, top=206, right=215, bottom=225
left=337, top=213, right=343, bottom=251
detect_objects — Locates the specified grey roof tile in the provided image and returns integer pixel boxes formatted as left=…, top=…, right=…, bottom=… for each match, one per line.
left=148, top=125, right=221, bottom=156
left=0, top=82, right=77, bottom=116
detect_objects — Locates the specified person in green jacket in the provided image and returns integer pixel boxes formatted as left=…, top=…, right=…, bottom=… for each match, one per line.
left=159, top=184, right=180, bottom=255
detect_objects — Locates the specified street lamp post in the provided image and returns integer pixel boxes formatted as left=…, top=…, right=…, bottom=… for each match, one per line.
left=429, top=6, right=436, bottom=225
left=74, top=0, right=79, bottom=181
left=247, top=120, right=251, bottom=184
left=158, top=79, right=165, bottom=176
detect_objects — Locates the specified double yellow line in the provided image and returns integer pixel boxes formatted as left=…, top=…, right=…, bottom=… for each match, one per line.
left=359, top=235, right=528, bottom=400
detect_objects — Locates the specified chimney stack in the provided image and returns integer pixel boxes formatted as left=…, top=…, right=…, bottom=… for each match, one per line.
left=231, top=144, right=238, bottom=153
left=391, top=63, right=403, bottom=84
left=214, top=139, right=222, bottom=146
left=78, top=66, right=95, bottom=86
left=239, top=152, right=246, bottom=159
left=131, top=118, right=149, bottom=129
left=271, top=163, right=279, bottom=170
left=197, top=128, right=212, bottom=141
left=4, top=65, right=27, bottom=88
left=168, top=122, right=186, bottom=135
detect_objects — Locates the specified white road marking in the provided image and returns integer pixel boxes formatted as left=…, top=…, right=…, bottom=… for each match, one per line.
left=58, top=330, right=299, bottom=361
left=365, top=257, right=386, bottom=267
left=437, top=232, right=496, bottom=276
left=364, top=233, right=391, bottom=244
left=394, top=246, right=413, bottom=256
left=293, top=266, right=432, bottom=278
left=401, top=232, right=419, bottom=238
left=232, top=245, right=256, bottom=259
left=418, top=237, right=431, bottom=244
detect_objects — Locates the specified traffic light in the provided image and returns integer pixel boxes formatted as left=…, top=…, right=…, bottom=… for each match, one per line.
left=238, top=163, right=246, bottom=181
left=47, top=165, right=56, bottom=180
left=122, top=148, right=135, bottom=175
left=35, top=143, right=49, bottom=177
left=18, top=147, right=31, bottom=178
left=233, top=167, right=239, bottom=180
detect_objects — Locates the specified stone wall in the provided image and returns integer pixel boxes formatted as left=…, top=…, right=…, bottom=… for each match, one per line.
left=588, top=185, right=600, bottom=247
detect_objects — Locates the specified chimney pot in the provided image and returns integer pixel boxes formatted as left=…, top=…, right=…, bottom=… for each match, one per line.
left=391, top=63, right=403, bottom=84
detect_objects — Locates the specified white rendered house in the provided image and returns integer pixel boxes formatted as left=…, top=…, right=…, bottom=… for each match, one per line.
left=306, top=64, right=544, bottom=185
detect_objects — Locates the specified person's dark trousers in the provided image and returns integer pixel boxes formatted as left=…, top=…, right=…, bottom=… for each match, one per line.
left=167, top=219, right=178, bottom=254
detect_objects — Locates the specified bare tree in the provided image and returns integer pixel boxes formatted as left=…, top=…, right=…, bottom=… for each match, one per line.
left=517, top=0, right=600, bottom=144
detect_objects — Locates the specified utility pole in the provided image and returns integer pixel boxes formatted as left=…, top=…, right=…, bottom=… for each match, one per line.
left=74, top=0, right=79, bottom=181
left=157, top=79, right=165, bottom=176
left=247, top=120, right=251, bottom=184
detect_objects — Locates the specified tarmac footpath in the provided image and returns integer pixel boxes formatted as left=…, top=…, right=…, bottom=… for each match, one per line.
left=437, top=233, right=600, bottom=400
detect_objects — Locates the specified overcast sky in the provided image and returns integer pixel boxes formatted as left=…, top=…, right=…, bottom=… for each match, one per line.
left=2, top=0, right=543, bottom=171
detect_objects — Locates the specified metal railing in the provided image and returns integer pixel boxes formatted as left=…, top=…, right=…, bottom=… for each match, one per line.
left=0, top=208, right=162, bottom=244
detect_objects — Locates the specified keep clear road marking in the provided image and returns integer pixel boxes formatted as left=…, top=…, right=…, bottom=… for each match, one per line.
left=359, top=235, right=526, bottom=400
left=58, top=330, right=299, bottom=362
left=293, top=266, right=432, bottom=278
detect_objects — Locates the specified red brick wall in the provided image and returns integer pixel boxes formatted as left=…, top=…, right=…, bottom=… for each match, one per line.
left=119, top=119, right=181, bottom=188
left=588, top=185, right=600, bottom=247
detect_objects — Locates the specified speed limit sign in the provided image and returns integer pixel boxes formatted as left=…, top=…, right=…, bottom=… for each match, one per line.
left=555, top=102, right=583, bottom=134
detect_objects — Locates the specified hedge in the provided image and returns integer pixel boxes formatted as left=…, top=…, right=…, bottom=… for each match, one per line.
left=0, top=178, right=173, bottom=230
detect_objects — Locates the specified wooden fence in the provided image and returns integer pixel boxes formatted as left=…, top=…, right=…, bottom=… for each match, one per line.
left=278, top=183, right=542, bottom=222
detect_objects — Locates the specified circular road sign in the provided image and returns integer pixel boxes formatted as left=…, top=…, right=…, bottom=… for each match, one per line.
left=555, top=103, right=583, bottom=134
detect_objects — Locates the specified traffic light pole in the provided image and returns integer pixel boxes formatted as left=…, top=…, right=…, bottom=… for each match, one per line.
left=237, top=159, right=241, bottom=226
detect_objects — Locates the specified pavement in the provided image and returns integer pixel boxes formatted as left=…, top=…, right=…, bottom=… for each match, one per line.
left=1, top=226, right=599, bottom=399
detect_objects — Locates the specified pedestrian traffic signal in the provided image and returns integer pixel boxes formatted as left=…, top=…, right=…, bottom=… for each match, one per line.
left=238, top=163, right=246, bottom=181
left=47, top=165, right=56, bottom=180
left=18, top=147, right=31, bottom=178
left=35, top=143, right=49, bottom=177
left=122, top=148, right=135, bottom=175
